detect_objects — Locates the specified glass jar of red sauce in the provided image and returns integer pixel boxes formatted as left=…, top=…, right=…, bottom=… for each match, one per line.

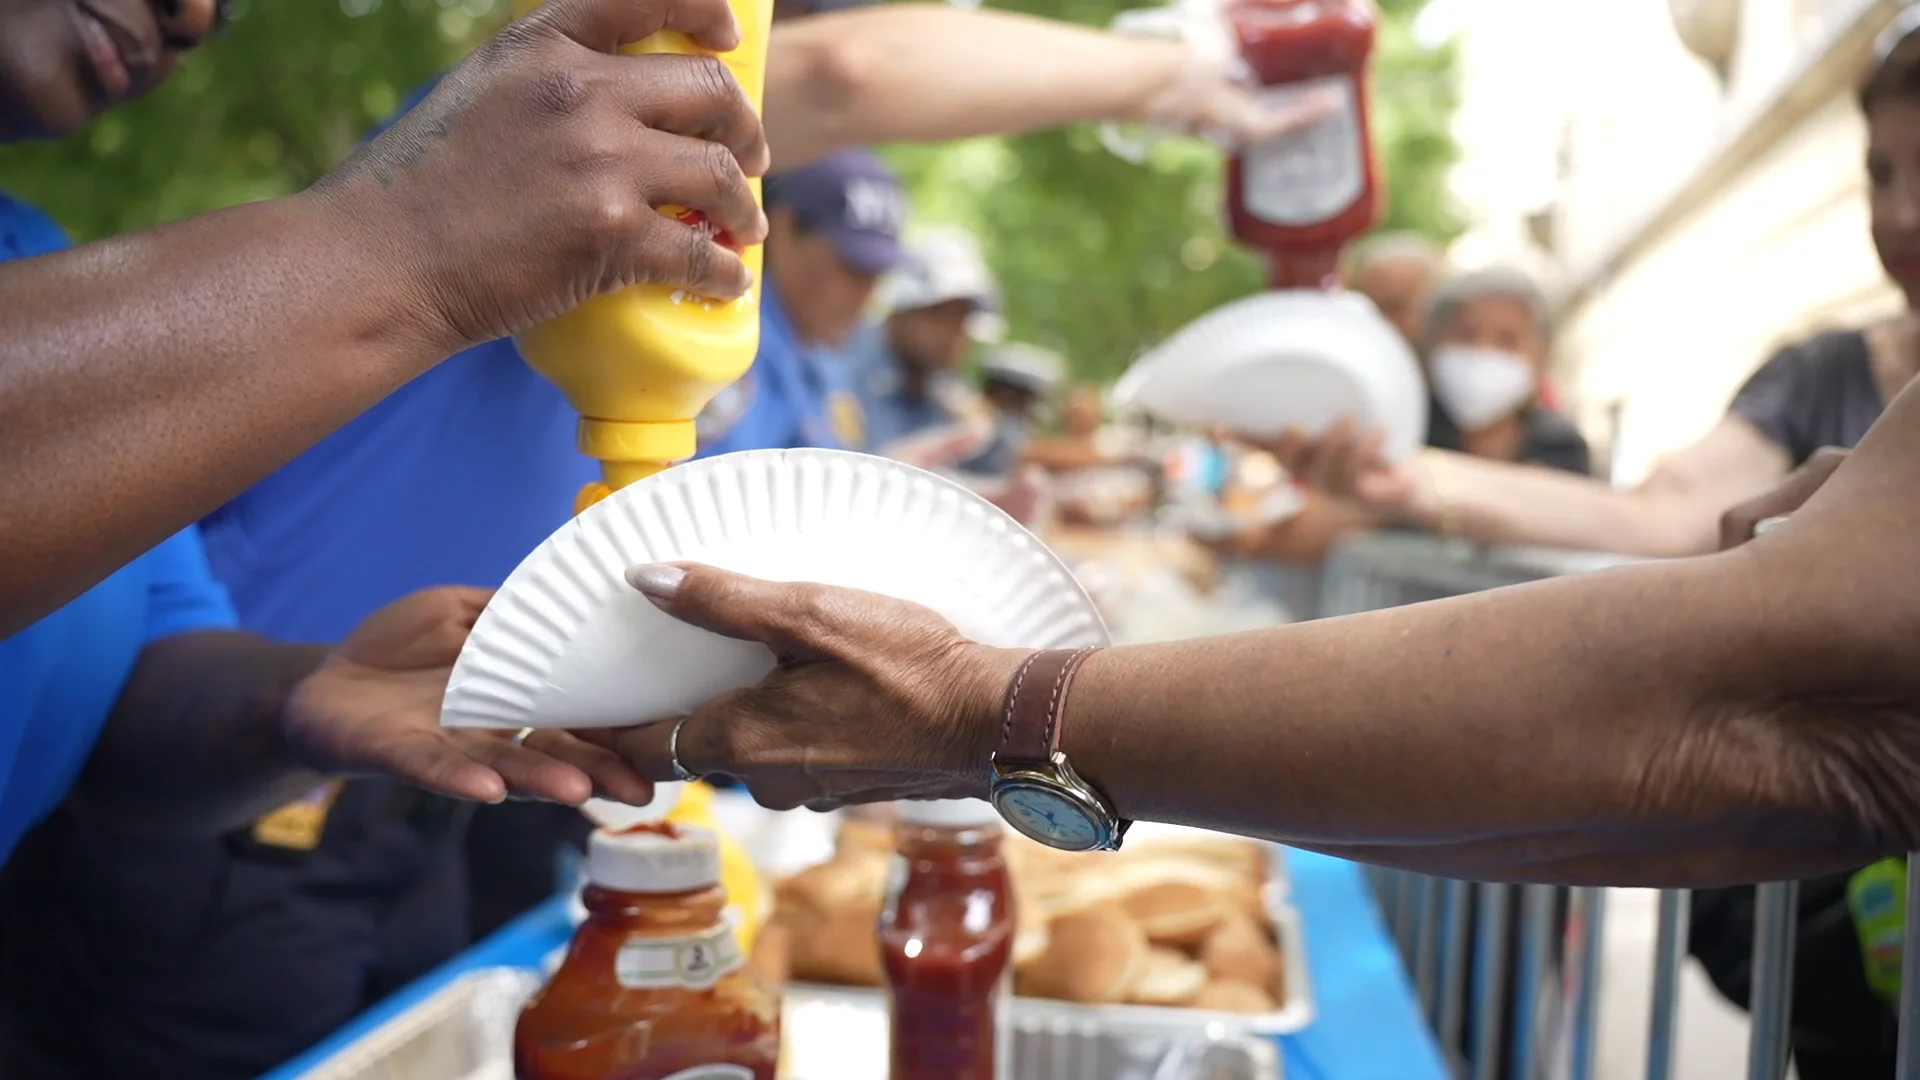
left=1224, top=0, right=1382, bottom=289
left=878, top=799, right=1016, bottom=1080
left=516, top=823, right=780, bottom=1080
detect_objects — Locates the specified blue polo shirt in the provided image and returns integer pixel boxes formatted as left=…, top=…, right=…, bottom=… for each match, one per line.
left=697, top=287, right=865, bottom=456
left=196, top=84, right=595, bottom=642
left=0, top=192, right=238, bottom=864
left=197, top=338, right=588, bottom=641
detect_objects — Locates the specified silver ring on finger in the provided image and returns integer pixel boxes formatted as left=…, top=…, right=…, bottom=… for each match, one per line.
left=511, top=726, right=536, bottom=747
left=669, top=717, right=703, bottom=783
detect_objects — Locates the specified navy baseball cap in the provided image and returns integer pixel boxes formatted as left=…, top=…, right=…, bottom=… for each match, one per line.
left=764, top=149, right=907, bottom=275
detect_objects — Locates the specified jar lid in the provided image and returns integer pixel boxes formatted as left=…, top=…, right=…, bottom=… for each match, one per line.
left=588, top=823, right=720, bottom=893
left=895, top=798, right=1004, bottom=829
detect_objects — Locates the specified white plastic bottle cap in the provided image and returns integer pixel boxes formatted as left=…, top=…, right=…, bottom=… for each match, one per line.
left=580, top=782, right=685, bottom=832
left=895, top=798, right=1004, bottom=829
left=587, top=822, right=720, bottom=894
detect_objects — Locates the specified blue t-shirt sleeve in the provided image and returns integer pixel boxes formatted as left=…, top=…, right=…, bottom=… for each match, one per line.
left=140, top=528, right=239, bottom=644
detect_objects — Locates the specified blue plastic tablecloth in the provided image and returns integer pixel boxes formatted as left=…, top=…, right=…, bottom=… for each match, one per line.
left=261, top=848, right=1444, bottom=1080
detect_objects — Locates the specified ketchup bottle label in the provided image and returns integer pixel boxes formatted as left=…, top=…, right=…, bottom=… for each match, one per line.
left=1241, top=75, right=1366, bottom=227
left=615, top=924, right=743, bottom=991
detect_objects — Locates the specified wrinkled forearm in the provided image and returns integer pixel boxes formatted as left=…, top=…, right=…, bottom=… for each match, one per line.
left=0, top=190, right=452, bottom=636
left=1060, top=539, right=1920, bottom=887
left=765, top=4, right=1189, bottom=169
left=72, top=632, right=327, bottom=834
left=1419, top=452, right=1724, bottom=559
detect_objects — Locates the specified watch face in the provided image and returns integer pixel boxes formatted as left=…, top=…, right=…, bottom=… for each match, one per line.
left=993, top=783, right=1104, bottom=851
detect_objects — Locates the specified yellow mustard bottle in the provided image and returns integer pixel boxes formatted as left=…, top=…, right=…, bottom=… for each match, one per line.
left=666, top=780, right=769, bottom=954
left=510, top=0, right=776, bottom=514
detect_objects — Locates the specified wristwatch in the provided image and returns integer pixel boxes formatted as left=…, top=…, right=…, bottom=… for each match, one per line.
left=988, top=647, right=1130, bottom=852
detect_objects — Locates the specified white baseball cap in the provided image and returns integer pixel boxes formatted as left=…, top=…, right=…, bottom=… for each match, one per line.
left=979, top=343, right=1066, bottom=399
left=880, top=227, right=1007, bottom=342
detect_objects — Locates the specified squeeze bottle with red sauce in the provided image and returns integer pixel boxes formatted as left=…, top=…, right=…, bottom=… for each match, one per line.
left=516, top=823, right=780, bottom=1080
left=1224, top=0, right=1382, bottom=289
left=878, top=799, right=1016, bottom=1080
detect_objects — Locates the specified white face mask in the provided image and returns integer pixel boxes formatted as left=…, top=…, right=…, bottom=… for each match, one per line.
left=1429, top=345, right=1536, bottom=431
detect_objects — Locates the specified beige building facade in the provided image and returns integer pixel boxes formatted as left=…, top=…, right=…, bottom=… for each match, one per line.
left=1444, top=0, right=1908, bottom=482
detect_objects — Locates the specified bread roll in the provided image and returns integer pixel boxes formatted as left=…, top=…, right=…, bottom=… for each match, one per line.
left=1193, top=978, right=1277, bottom=1015
left=777, top=855, right=888, bottom=987
left=1120, top=881, right=1227, bottom=949
left=835, top=818, right=896, bottom=858
left=1129, top=948, right=1209, bottom=1007
left=1018, top=903, right=1148, bottom=1004
left=1199, top=915, right=1282, bottom=993
left=747, top=917, right=794, bottom=990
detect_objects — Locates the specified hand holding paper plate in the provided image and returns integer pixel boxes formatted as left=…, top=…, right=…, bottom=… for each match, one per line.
left=440, top=449, right=1110, bottom=731
left=1112, top=290, right=1428, bottom=461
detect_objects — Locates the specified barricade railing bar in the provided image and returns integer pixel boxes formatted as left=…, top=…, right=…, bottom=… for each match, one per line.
left=1315, top=530, right=1920, bottom=1080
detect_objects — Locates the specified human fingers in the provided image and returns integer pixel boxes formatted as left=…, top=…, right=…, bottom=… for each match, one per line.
left=1718, top=447, right=1850, bottom=551
left=524, top=0, right=741, bottom=55
left=451, top=730, right=602, bottom=804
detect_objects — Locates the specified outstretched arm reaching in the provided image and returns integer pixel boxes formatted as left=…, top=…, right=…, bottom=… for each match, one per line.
left=764, top=3, right=1333, bottom=170
left=607, top=376, right=1920, bottom=888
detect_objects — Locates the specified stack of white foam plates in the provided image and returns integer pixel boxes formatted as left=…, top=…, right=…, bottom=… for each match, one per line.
left=441, top=449, right=1109, bottom=731
left=1112, top=289, right=1429, bottom=461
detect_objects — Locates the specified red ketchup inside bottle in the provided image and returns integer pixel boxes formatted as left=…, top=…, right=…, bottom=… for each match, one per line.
left=674, top=208, right=742, bottom=253
left=878, top=799, right=1016, bottom=1080
left=1223, top=0, right=1382, bottom=290
left=515, top=822, right=780, bottom=1080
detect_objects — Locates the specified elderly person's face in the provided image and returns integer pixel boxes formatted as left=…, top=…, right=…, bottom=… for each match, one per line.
left=1426, top=290, right=1545, bottom=433
left=1435, top=293, right=1546, bottom=371
left=1351, top=255, right=1439, bottom=348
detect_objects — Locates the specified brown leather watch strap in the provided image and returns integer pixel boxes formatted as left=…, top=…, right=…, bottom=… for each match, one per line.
left=994, top=647, right=1100, bottom=768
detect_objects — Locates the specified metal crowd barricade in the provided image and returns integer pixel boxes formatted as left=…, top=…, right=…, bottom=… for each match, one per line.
left=1314, top=530, right=1920, bottom=1080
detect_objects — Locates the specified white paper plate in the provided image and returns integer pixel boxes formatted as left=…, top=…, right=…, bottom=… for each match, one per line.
left=1113, top=289, right=1428, bottom=460
left=441, top=449, right=1109, bottom=730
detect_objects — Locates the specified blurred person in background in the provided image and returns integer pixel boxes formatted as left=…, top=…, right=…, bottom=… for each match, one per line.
left=1207, top=263, right=1592, bottom=569
left=1023, top=383, right=1135, bottom=475
left=0, top=8, right=1350, bottom=1077
left=0, top=0, right=689, bottom=1073
left=1265, top=18, right=1920, bottom=1074
left=958, top=343, right=1069, bottom=478
left=1418, top=265, right=1591, bottom=475
left=698, top=149, right=907, bottom=456
left=1341, top=231, right=1445, bottom=350
left=849, top=227, right=1004, bottom=460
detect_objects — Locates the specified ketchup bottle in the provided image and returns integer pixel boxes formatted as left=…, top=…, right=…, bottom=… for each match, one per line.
left=1224, top=0, right=1382, bottom=290
left=879, top=799, right=1016, bottom=1080
left=516, top=823, right=780, bottom=1080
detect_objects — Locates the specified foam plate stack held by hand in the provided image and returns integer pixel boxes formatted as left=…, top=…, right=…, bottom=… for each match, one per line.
left=1112, top=289, right=1428, bottom=460
left=440, top=449, right=1109, bottom=730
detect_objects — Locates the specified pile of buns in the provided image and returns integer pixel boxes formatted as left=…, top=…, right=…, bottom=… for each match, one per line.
left=771, top=819, right=1285, bottom=1015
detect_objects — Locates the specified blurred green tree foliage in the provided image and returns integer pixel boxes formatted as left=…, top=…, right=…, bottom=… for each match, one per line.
left=0, top=0, right=495, bottom=239
left=0, top=0, right=1458, bottom=379
left=888, top=0, right=1462, bottom=378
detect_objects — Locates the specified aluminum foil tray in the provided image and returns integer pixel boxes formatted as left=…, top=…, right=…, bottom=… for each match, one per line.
left=786, top=981, right=1283, bottom=1080
left=291, top=967, right=535, bottom=1080
left=289, top=966, right=1281, bottom=1080
left=789, top=900, right=1314, bottom=1042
